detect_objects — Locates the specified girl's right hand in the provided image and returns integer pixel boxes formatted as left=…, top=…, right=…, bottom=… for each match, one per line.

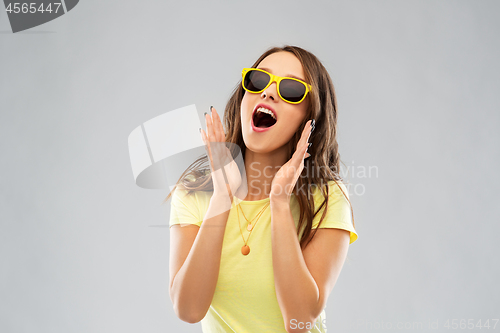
left=200, top=107, right=244, bottom=202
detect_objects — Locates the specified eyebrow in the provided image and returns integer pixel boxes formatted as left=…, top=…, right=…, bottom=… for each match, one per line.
left=257, top=67, right=307, bottom=82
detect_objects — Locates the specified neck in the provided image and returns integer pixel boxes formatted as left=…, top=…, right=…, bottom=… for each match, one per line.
left=242, top=145, right=289, bottom=201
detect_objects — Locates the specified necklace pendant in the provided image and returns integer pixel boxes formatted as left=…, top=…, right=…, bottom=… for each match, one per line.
left=241, top=245, right=250, bottom=255
left=246, top=223, right=253, bottom=231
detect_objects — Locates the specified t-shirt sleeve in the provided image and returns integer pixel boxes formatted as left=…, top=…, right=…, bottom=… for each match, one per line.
left=311, top=181, right=358, bottom=244
left=169, top=187, right=203, bottom=228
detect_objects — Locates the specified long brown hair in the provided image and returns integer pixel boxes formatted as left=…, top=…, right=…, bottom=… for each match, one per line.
left=163, top=45, right=355, bottom=250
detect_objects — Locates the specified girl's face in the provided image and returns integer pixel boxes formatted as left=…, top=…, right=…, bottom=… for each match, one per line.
left=241, top=51, right=310, bottom=154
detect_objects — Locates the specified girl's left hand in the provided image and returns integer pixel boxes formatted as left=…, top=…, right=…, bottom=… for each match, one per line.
left=270, top=119, right=314, bottom=203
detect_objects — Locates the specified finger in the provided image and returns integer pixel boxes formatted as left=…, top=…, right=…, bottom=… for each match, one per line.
left=207, top=111, right=226, bottom=171
left=296, top=141, right=309, bottom=162
left=304, top=119, right=313, bottom=142
left=303, top=142, right=311, bottom=159
left=200, top=127, right=207, bottom=146
left=301, top=119, right=313, bottom=138
left=211, top=107, right=225, bottom=142
left=297, top=120, right=313, bottom=150
left=210, top=107, right=220, bottom=142
left=307, top=119, right=314, bottom=141
left=289, top=142, right=307, bottom=168
left=206, top=111, right=223, bottom=165
left=206, top=112, right=216, bottom=144
left=205, top=112, right=219, bottom=167
left=200, top=128, right=214, bottom=170
left=200, top=128, right=211, bottom=157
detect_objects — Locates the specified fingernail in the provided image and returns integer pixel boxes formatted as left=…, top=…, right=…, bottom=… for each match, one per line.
left=199, top=128, right=201, bottom=132
left=311, top=124, right=315, bottom=132
left=308, top=142, right=312, bottom=148
left=311, top=119, right=316, bottom=127
left=204, top=112, right=207, bottom=116
left=210, top=106, right=213, bottom=112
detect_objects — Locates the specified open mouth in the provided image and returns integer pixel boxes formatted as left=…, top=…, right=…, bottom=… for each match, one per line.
left=252, top=106, right=277, bottom=128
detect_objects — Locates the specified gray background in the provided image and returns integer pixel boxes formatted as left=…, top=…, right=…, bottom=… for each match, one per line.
left=1, top=0, right=499, bottom=332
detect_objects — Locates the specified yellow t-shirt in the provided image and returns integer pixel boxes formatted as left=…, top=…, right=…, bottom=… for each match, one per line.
left=169, top=180, right=358, bottom=332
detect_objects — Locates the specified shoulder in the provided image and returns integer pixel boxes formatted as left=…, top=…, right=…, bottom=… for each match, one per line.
left=169, top=186, right=213, bottom=227
left=171, top=186, right=194, bottom=201
left=310, top=179, right=358, bottom=244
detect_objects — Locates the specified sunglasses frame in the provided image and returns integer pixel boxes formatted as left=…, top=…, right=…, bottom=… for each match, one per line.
left=241, top=67, right=312, bottom=104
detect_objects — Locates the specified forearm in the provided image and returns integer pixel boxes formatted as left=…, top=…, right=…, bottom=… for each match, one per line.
left=270, top=198, right=320, bottom=332
left=171, top=194, right=233, bottom=322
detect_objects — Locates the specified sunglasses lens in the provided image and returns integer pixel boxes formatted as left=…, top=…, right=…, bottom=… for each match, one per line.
left=280, top=79, right=307, bottom=103
left=244, top=70, right=270, bottom=92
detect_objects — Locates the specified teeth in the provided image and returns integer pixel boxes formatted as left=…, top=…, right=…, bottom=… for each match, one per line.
left=256, top=107, right=276, bottom=120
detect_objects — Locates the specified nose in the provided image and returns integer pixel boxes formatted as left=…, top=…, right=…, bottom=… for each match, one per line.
left=261, top=81, right=278, bottom=101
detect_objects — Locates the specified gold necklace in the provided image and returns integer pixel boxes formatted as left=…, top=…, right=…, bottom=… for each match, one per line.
left=239, top=202, right=267, bottom=231
left=236, top=201, right=270, bottom=256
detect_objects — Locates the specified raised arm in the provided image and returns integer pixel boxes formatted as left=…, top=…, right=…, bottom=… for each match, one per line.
left=169, top=106, right=242, bottom=323
left=169, top=193, right=232, bottom=323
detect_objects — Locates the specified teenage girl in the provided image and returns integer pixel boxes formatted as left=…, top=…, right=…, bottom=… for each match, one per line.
left=166, top=45, right=358, bottom=333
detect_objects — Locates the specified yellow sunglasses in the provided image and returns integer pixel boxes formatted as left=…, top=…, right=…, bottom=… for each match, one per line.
left=241, top=68, right=312, bottom=104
